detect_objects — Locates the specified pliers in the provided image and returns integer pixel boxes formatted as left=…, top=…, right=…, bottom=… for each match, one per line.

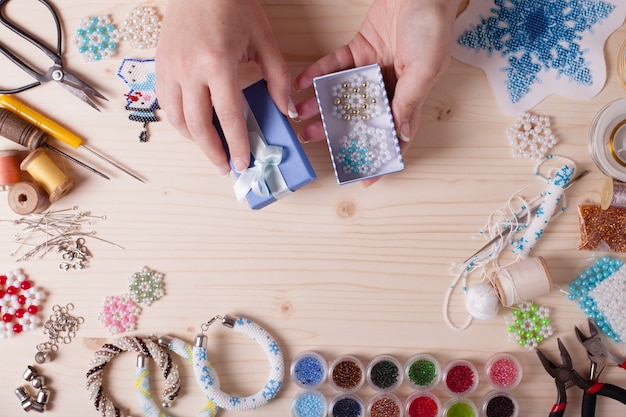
left=575, top=318, right=626, bottom=416
left=537, top=338, right=626, bottom=417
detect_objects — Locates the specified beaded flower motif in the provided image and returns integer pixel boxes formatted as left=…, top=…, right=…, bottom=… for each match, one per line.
left=331, top=75, right=384, bottom=123
left=0, top=269, right=44, bottom=339
left=505, top=302, right=553, bottom=350
left=507, top=113, right=557, bottom=160
left=98, top=295, right=141, bottom=334
left=128, top=266, right=165, bottom=306
left=569, top=256, right=626, bottom=342
left=335, top=122, right=393, bottom=176
left=73, top=16, right=120, bottom=62
left=119, top=6, right=162, bottom=49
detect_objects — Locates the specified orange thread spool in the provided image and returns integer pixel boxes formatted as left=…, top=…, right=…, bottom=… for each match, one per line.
left=0, top=150, right=21, bottom=188
left=20, top=148, right=74, bottom=203
left=7, top=181, right=49, bottom=215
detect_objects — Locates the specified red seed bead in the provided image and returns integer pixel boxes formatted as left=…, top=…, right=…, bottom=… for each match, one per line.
left=2, top=313, right=13, bottom=322
left=27, top=305, right=38, bottom=314
left=20, top=280, right=31, bottom=290
left=17, top=295, right=26, bottom=305
left=0, top=275, right=6, bottom=285
left=6, top=286, right=17, bottom=295
left=12, top=323, right=23, bottom=333
left=15, top=308, right=25, bottom=318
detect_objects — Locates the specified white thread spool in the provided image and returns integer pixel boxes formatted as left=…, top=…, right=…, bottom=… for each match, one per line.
left=600, top=175, right=626, bottom=209
left=494, top=257, right=552, bottom=307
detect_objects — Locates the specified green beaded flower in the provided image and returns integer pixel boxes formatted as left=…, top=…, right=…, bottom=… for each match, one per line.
left=504, top=302, right=553, bottom=350
left=128, top=266, right=164, bottom=306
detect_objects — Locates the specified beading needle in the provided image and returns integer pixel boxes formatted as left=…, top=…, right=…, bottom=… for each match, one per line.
left=463, top=169, right=589, bottom=263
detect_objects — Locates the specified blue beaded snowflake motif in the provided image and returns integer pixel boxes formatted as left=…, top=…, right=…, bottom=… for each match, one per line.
left=457, top=0, right=615, bottom=104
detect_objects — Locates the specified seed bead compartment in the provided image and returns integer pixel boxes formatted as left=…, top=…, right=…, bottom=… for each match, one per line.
left=368, top=392, right=404, bottom=417
left=404, top=353, right=442, bottom=391
left=366, top=354, right=404, bottom=392
left=441, top=397, right=478, bottom=417
left=442, top=359, right=479, bottom=397
left=292, top=389, right=328, bottom=417
left=329, top=393, right=365, bottom=417
left=313, top=64, right=404, bottom=185
left=481, top=390, right=519, bottom=417
left=328, top=355, right=366, bottom=393
left=405, top=391, right=442, bottom=417
left=483, top=353, right=522, bottom=391
left=291, top=350, right=329, bottom=389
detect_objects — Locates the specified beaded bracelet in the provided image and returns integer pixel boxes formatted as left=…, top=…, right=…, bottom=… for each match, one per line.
left=86, top=336, right=180, bottom=417
left=192, top=315, right=284, bottom=412
left=131, top=335, right=221, bottom=417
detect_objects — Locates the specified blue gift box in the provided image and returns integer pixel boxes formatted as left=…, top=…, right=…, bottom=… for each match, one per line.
left=313, top=63, right=404, bottom=184
left=214, top=80, right=317, bottom=210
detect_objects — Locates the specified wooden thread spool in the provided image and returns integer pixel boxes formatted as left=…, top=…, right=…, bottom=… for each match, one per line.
left=494, top=256, right=552, bottom=307
left=0, top=149, right=21, bottom=188
left=0, top=108, right=47, bottom=150
left=20, top=148, right=74, bottom=203
left=7, top=182, right=49, bottom=215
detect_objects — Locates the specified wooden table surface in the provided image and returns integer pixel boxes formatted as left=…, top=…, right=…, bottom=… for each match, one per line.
left=1, top=1, right=625, bottom=416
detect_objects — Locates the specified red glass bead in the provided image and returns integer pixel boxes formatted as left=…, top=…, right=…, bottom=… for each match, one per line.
left=15, top=308, right=25, bottom=318
left=17, top=295, right=26, bottom=305
left=20, top=280, right=31, bottom=290
left=0, top=289, right=4, bottom=299
left=2, top=313, right=13, bottom=322
left=12, top=323, right=23, bottom=333
left=0, top=275, right=6, bottom=285
left=6, top=286, right=17, bottom=295
left=27, top=305, right=38, bottom=314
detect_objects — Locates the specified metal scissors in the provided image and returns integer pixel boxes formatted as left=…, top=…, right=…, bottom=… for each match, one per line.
left=0, top=0, right=107, bottom=110
left=537, top=338, right=626, bottom=417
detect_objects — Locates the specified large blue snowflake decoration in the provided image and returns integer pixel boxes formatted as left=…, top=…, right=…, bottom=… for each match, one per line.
left=452, top=0, right=625, bottom=114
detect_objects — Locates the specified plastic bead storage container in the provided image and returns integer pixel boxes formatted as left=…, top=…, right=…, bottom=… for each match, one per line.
left=292, top=351, right=328, bottom=389
left=367, top=354, right=403, bottom=392
left=329, top=355, right=365, bottom=393
left=405, top=353, right=441, bottom=391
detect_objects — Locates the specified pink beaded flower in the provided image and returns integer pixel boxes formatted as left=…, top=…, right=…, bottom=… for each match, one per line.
left=98, top=295, right=141, bottom=334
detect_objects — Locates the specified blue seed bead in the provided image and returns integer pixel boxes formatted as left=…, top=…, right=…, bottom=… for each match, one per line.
left=90, top=17, right=99, bottom=25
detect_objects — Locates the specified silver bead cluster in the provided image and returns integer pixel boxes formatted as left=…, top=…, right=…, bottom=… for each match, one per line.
left=507, top=112, right=557, bottom=159
left=335, top=121, right=393, bottom=176
left=119, top=6, right=161, bottom=49
left=331, top=75, right=384, bottom=122
left=15, top=366, right=50, bottom=413
left=16, top=304, right=83, bottom=413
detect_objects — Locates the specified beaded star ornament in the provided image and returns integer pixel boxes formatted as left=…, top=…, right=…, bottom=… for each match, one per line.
left=119, top=6, right=162, bottom=49
left=118, top=58, right=160, bottom=142
left=335, top=122, right=394, bottom=177
left=508, top=113, right=557, bottom=160
left=569, top=256, right=626, bottom=343
left=98, top=294, right=141, bottom=335
left=331, top=75, right=384, bottom=123
left=73, top=16, right=120, bottom=62
left=452, top=0, right=624, bottom=114
left=128, top=266, right=165, bottom=306
left=0, top=269, right=44, bottom=339
left=504, top=302, right=553, bottom=350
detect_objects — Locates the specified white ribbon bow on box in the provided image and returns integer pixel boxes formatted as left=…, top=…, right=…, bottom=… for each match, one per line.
left=233, top=131, right=291, bottom=203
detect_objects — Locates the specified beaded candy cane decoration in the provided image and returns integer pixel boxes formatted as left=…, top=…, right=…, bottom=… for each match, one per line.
left=132, top=336, right=220, bottom=417
left=86, top=336, right=181, bottom=417
left=192, top=315, right=284, bottom=412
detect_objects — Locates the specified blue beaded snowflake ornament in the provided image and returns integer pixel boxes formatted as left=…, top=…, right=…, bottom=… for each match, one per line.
left=335, top=122, right=393, bottom=176
left=452, top=0, right=624, bottom=114
left=569, top=256, right=626, bottom=342
left=73, top=16, right=120, bottom=62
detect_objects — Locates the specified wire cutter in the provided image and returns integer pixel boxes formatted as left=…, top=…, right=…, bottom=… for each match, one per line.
left=537, top=338, right=626, bottom=417
left=0, top=0, right=108, bottom=110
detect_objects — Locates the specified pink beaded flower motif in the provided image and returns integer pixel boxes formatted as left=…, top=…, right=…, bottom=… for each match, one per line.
left=0, top=269, right=45, bottom=339
left=98, top=295, right=141, bottom=335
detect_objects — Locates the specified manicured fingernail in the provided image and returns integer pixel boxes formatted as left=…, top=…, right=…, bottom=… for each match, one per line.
left=297, top=131, right=308, bottom=143
left=216, top=165, right=231, bottom=177
left=233, top=158, right=249, bottom=173
left=287, top=97, right=300, bottom=121
left=399, top=122, right=411, bottom=142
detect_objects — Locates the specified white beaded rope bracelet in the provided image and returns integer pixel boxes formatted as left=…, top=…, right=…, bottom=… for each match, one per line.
left=192, top=315, right=284, bottom=412
left=86, top=336, right=181, bottom=417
